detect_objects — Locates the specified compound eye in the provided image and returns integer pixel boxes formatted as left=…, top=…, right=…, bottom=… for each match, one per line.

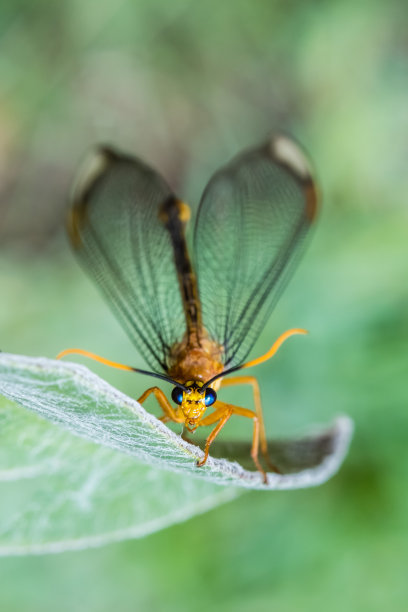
left=204, top=387, right=217, bottom=407
left=171, top=386, right=184, bottom=405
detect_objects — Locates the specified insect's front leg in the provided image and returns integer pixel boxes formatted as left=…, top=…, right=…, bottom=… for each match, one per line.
left=227, top=403, right=269, bottom=483
left=196, top=404, right=233, bottom=467
left=210, top=400, right=276, bottom=484
left=137, top=387, right=184, bottom=423
left=220, top=375, right=280, bottom=474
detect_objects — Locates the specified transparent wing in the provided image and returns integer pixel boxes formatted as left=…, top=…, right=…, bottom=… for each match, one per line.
left=193, top=134, right=318, bottom=368
left=68, top=147, right=186, bottom=373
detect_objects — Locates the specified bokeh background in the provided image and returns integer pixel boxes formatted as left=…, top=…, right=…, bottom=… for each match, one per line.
left=1, top=0, right=407, bottom=610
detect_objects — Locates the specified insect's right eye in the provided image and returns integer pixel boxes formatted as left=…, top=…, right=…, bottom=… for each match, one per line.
left=171, top=386, right=184, bottom=405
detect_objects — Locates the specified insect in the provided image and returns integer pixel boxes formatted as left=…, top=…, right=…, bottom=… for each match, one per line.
left=58, top=134, right=318, bottom=483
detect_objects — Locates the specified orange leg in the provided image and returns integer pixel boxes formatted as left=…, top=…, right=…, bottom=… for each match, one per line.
left=181, top=404, right=225, bottom=446
left=220, top=376, right=280, bottom=474
left=227, top=402, right=267, bottom=483
left=198, top=400, right=269, bottom=483
left=137, top=386, right=183, bottom=423
left=196, top=403, right=233, bottom=467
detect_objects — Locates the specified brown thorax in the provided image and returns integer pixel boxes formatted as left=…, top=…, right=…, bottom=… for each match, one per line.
left=167, top=330, right=224, bottom=390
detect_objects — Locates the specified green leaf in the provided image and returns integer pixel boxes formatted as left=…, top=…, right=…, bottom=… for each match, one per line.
left=0, top=396, right=239, bottom=555
left=0, top=353, right=352, bottom=554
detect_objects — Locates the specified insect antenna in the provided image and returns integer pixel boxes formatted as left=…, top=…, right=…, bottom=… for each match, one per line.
left=202, top=328, right=308, bottom=389
left=56, top=348, right=190, bottom=390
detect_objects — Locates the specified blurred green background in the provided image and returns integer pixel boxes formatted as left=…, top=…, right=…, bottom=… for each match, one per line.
left=1, top=0, right=407, bottom=610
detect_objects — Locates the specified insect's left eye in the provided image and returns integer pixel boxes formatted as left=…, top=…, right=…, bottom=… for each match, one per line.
left=204, top=388, right=217, bottom=407
left=171, top=386, right=184, bottom=405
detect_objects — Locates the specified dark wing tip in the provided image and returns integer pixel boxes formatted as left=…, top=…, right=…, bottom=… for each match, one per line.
left=267, top=134, right=319, bottom=222
left=67, top=145, right=118, bottom=248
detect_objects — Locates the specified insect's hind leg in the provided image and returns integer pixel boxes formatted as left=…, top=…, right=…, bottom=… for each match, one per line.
left=220, top=376, right=281, bottom=474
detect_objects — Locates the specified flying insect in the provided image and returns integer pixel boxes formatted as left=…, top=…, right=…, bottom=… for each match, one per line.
left=58, top=134, right=318, bottom=483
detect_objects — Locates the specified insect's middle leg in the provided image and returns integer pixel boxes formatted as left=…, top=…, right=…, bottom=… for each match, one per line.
left=137, top=386, right=183, bottom=423
left=220, top=375, right=280, bottom=474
